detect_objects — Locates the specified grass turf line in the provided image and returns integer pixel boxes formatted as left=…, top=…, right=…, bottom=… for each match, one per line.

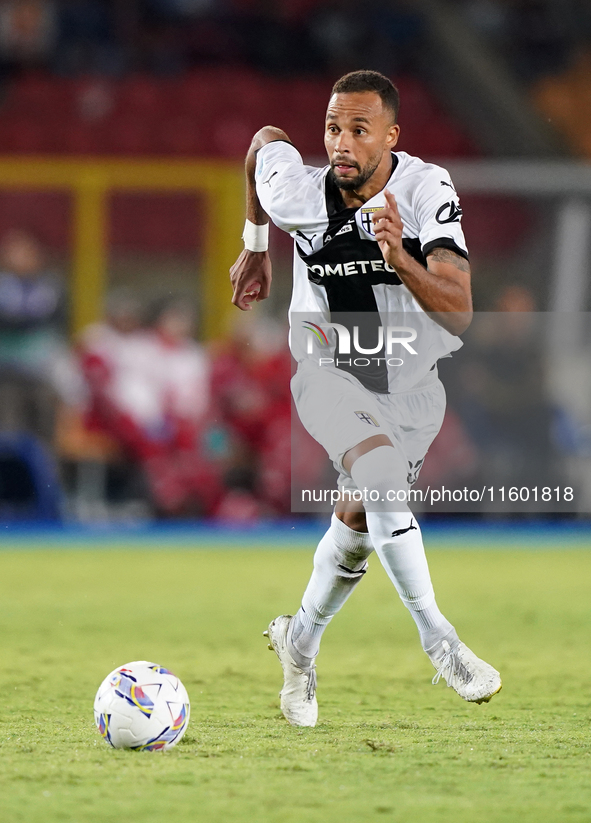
left=0, top=544, right=590, bottom=823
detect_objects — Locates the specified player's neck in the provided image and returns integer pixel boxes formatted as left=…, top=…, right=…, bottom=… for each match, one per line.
left=339, top=153, right=395, bottom=209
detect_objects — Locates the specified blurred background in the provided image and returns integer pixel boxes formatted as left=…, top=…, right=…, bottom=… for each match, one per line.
left=0, top=0, right=590, bottom=525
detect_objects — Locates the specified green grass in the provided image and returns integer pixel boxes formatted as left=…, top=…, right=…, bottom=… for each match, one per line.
left=1, top=541, right=591, bottom=823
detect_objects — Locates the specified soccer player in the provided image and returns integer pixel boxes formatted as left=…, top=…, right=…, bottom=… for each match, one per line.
left=230, top=70, right=501, bottom=727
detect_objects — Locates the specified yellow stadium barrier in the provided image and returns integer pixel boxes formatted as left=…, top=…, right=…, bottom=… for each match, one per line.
left=0, top=157, right=244, bottom=339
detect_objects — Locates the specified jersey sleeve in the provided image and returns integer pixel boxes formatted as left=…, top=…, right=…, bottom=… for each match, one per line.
left=255, top=141, right=326, bottom=234
left=413, top=166, right=469, bottom=260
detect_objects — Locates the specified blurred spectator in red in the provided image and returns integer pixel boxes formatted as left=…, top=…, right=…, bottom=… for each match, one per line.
left=0, top=228, right=82, bottom=441
left=79, top=299, right=332, bottom=521
left=211, top=313, right=342, bottom=518
left=210, top=314, right=292, bottom=516
left=80, top=292, right=220, bottom=515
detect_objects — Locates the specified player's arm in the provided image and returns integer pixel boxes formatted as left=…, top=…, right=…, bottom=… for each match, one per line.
left=230, top=126, right=291, bottom=311
left=373, top=190, right=472, bottom=335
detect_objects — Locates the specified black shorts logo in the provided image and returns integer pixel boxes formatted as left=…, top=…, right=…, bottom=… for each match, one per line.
left=407, top=458, right=425, bottom=485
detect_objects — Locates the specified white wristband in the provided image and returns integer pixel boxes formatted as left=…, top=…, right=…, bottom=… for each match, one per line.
left=243, top=219, right=269, bottom=252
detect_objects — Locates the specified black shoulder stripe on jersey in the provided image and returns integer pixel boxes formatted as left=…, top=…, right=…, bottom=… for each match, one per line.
left=422, top=237, right=469, bottom=261
left=327, top=309, right=389, bottom=394
left=323, top=172, right=357, bottom=244
left=324, top=169, right=349, bottom=218
left=297, top=209, right=399, bottom=394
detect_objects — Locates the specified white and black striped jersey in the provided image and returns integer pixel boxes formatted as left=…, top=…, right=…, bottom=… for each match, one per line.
left=255, top=140, right=468, bottom=393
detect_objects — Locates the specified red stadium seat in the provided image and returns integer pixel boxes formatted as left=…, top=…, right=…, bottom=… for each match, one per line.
left=158, top=114, right=210, bottom=156
left=7, top=74, right=69, bottom=119
left=0, top=70, right=479, bottom=159
left=64, top=121, right=109, bottom=154
left=107, top=114, right=158, bottom=155
left=178, top=72, right=230, bottom=118
left=1, top=116, right=58, bottom=153
left=116, top=75, right=163, bottom=116
left=212, top=115, right=259, bottom=158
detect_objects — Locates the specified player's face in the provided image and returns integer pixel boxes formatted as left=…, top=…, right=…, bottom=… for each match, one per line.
left=325, top=92, right=400, bottom=191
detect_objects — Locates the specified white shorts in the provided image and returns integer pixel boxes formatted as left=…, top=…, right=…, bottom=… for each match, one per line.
left=291, top=360, right=446, bottom=491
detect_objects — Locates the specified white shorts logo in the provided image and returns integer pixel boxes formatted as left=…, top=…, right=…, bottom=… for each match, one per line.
left=355, top=411, right=380, bottom=427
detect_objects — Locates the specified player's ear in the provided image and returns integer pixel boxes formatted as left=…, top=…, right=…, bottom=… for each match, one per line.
left=387, top=123, right=400, bottom=149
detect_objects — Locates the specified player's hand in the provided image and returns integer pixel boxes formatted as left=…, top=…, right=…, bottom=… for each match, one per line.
left=230, top=249, right=272, bottom=311
left=373, top=190, right=405, bottom=268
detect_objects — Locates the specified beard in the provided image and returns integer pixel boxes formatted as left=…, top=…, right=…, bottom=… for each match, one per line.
left=330, top=151, right=382, bottom=192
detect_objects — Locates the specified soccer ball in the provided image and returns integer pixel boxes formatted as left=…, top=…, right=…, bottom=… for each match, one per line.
left=94, top=661, right=190, bottom=751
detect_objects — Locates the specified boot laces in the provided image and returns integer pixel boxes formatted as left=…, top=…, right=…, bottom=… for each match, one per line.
left=306, top=667, right=317, bottom=701
left=432, top=641, right=473, bottom=687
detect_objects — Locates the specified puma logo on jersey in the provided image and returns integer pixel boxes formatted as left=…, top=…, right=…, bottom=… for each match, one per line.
left=296, top=230, right=316, bottom=250
left=391, top=519, right=418, bottom=538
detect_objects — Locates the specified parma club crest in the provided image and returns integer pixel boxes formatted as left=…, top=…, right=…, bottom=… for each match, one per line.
left=359, top=207, right=383, bottom=238
left=355, top=410, right=380, bottom=427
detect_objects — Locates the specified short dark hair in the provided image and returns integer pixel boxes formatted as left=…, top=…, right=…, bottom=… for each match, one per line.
left=331, top=70, right=400, bottom=123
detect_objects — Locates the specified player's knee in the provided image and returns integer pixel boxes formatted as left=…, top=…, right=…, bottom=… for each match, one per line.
left=349, top=445, right=410, bottom=512
left=338, top=510, right=367, bottom=533
left=343, top=434, right=392, bottom=474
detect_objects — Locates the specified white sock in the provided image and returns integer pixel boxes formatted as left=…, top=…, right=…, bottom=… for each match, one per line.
left=288, top=513, right=373, bottom=666
left=350, top=446, right=454, bottom=651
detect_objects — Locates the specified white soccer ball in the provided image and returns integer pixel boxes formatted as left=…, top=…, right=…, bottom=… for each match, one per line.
left=94, top=660, right=190, bottom=751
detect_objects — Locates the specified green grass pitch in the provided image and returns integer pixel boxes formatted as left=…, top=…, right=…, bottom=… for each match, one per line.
left=1, top=538, right=591, bottom=823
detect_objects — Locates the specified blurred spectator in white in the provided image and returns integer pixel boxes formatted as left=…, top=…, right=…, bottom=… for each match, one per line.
left=148, top=296, right=210, bottom=424
left=0, top=0, right=57, bottom=71
left=80, top=292, right=218, bottom=515
left=0, top=228, right=83, bottom=441
left=80, top=289, right=153, bottom=442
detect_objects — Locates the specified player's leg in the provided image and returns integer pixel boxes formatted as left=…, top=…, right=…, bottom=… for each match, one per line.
left=265, top=366, right=384, bottom=726
left=342, top=440, right=454, bottom=653
left=288, top=507, right=372, bottom=667
left=343, top=439, right=501, bottom=704
left=265, top=506, right=373, bottom=727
